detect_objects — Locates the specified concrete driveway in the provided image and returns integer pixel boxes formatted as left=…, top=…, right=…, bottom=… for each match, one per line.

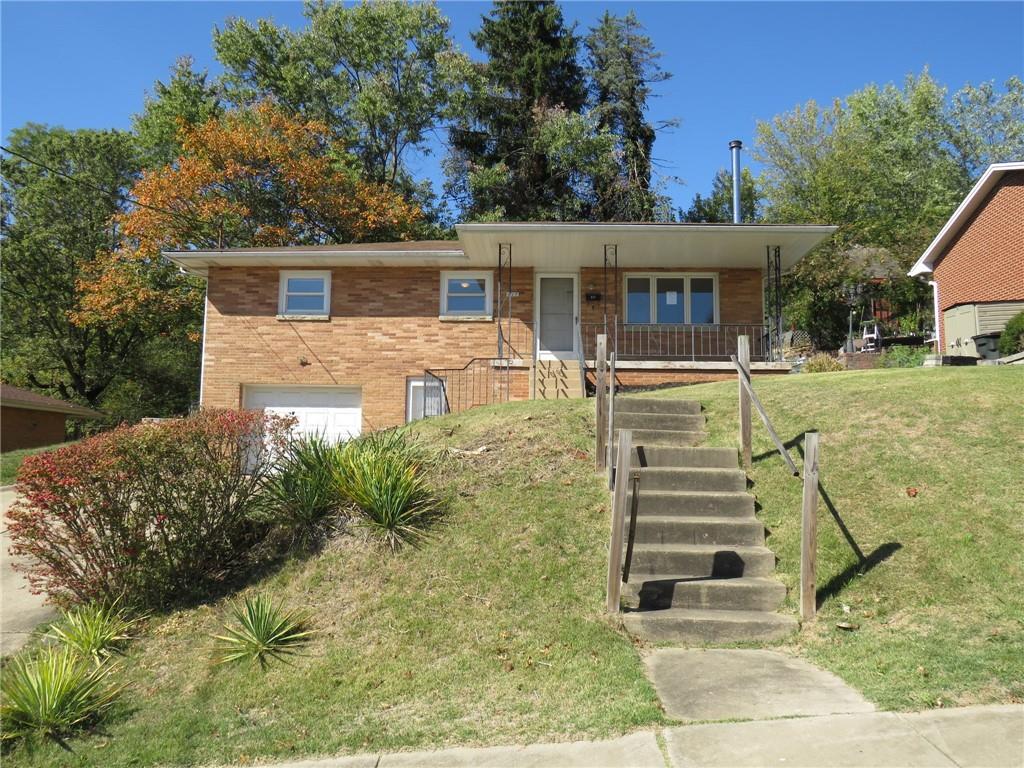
left=1, top=486, right=56, bottom=655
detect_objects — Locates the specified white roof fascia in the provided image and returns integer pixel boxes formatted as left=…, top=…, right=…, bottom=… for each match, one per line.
left=909, top=161, right=1024, bottom=277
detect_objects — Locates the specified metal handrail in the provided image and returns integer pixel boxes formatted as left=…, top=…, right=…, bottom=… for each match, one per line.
left=582, top=321, right=770, bottom=361
left=424, top=357, right=516, bottom=417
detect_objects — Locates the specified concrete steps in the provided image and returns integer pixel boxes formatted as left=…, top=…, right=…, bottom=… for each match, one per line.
left=623, top=608, right=798, bottom=644
left=628, top=490, right=756, bottom=518
left=612, top=395, right=795, bottom=645
left=629, top=544, right=778, bottom=578
left=632, top=516, right=766, bottom=546
left=637, top=467, right=747, bottom=493
left=614, top=428, right=706, bottom=447
left=623, top=576, right=786, bottom=611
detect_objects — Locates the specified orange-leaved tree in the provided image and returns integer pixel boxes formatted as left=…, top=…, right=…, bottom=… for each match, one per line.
left=75, top=102, right=423, bottom=327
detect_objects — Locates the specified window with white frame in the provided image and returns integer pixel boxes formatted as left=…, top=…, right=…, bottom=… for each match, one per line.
left=441, top=271, right=492, bottom=317
left=278, top=270, right=331, bottom=316
left=407, top=376, right=447, bottom=421
left=624, top=274, right=718, bottom=324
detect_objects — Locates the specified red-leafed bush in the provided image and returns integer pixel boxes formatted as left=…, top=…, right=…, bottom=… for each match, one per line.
left=7, top=410, right=293, bottom=609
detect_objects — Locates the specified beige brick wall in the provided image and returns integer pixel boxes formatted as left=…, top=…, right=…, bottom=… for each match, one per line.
left=202, top=265, right=768, bottom=428
left=933, top=170, right=1024, bottom=349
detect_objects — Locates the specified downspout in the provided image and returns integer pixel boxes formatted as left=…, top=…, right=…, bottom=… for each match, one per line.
left=198, top=281, right=209, bottom=410
left=929, top=280, right=941, bottom=354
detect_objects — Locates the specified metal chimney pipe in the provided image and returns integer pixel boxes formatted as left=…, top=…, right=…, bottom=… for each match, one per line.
left=729, top=139, right=743, bottom=224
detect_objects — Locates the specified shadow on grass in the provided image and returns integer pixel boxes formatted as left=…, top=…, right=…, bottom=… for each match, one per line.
left=753, top=431, right=903, bottom=602
left=817, top=542, right=902, bottom=608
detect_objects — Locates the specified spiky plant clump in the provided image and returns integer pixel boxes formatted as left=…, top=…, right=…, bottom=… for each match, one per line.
left=46, top=600, right=143, bottom=665
left=213, top=594, right=312, bottom=669
left=0, top=646, right=123, bottom=744
left=332, top=429, right=442, bottom=551
left=264, top=435, right=342, bottom=548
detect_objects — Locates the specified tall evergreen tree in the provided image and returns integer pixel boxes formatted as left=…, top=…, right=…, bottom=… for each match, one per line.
left=585, top=11, right=670, bottom=221
left=447, top=1, right=586, bottom=220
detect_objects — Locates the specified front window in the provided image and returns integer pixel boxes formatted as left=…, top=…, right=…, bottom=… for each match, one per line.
left=278, top=271, right=330, bottom=316
left=623, top=274, right=718, bottom=324
left=441, top=271, right=492, bottom=317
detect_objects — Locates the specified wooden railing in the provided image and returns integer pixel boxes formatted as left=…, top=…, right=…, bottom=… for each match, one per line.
left=733, top=334, right=820, bottom=621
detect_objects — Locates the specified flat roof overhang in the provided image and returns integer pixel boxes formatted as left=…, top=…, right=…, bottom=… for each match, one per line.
left=164, top=223, right=836, bottom=276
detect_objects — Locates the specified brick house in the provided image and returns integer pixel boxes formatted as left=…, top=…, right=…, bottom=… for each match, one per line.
left=910, top=162, right=1024, bottom=357
left=0, top=384, right=103, bottom=451
left=167, top=223, right=834, bottom=437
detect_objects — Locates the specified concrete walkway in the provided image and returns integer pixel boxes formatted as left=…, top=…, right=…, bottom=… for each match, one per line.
left=262, top=704, right=1023, bottom=768
left=1, top=486, right=56, bottom=655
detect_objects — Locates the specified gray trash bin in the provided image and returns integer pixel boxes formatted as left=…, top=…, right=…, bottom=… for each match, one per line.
left=972, top=332, right=1002, bottom=360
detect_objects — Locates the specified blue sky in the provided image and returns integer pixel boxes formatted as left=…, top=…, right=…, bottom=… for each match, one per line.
left=2, top=1, right=1022, bottom=210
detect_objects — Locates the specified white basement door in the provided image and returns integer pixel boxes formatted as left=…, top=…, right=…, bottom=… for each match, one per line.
left=243, top=386, right=361, bottom=443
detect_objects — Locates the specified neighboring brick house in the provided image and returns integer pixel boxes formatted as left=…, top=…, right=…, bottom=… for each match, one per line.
left=167, top=223, right=834, bottom=435
left=0, top=384, right=103, bottom=452
left=910, top=162, right=1024, bottom=357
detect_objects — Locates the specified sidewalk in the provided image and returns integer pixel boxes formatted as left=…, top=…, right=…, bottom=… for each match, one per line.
left=0, top=486, right=56, bottom=655
left=264, top=704, right=1023, bottom=768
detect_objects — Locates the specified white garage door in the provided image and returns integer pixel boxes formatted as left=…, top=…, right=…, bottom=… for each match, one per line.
left=243, top=386, right=361, bottom=443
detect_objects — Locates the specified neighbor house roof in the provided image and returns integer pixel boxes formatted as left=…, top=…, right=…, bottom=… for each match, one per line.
left=164, top=223, right=836, bottom=276
left=909, top=161, right=1024, bottom=277
left=0, top=384, right=103, bottom=419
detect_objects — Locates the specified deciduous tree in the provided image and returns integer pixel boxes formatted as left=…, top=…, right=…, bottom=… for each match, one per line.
left=0, top=125, right=191, bottom=413
left=77, top=103, right=422, bottom=328
left=213, top=0, right=470, bottom=192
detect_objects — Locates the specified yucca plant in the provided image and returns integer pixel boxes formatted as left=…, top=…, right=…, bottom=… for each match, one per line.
left=333, top=430, right=442, bottom=551
left=1, top=646, right=123, bottom=744
left=264, top=435, right=342, bottom=547
left=213, top=594, right=312, bottom=669
left=46, top=599, right=143, bottom=665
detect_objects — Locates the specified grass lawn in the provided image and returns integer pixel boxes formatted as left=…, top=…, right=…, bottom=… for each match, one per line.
left=640, top=365, right=1024, bottom=710
left=6, top=399, right=664, bottom=767
left=1, top=443, right=72, bottom=486
left=5, top=366, right=1021, bottom=766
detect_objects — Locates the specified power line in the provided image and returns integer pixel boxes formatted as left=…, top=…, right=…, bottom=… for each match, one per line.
left=0, top=143, right=211, bottom=230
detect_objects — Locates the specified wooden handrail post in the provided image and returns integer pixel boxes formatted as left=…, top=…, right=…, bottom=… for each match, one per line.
left=606, top=429, right=632, bottom=613
left=800, top=431, right=820, bottom=621
left=606, top=352, right=617, bottom=489
left=730, top=355, right=800, bottom=476
left=595, top=334, right=608, bottom=470
left=738, top=335, right=752, bottom=469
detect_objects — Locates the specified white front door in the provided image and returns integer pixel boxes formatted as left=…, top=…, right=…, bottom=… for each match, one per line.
left=243, top=385, right=362, bottom=442
left=535, top=274, right=579, bottom=360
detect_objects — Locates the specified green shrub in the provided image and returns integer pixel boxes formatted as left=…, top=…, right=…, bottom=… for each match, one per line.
left=213, top=594, right=312, bottom=669
left=802, top=353, right=845, bottom=373
left=264, top=436, right=342, bottom=548
left=0, top=647, right=123, bottom=744
left=877, top=345, right=929, bottom=369
left=998, top=311, right=1024, bottom=356
left=333, top=430, right=442, bottom=551
left=46, top=600, right=142, bottom=665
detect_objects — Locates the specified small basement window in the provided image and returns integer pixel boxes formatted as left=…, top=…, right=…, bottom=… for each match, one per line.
left=279, top=270, right=331, bottom=317
left=407, top=376, right=448, bottom=421
left=441, top=271, right=492, bottom=318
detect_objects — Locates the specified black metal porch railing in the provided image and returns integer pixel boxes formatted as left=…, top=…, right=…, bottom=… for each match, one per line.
left=582, top=321, right=772, bottom=362
left=423, top=358, right=519, bottom=417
